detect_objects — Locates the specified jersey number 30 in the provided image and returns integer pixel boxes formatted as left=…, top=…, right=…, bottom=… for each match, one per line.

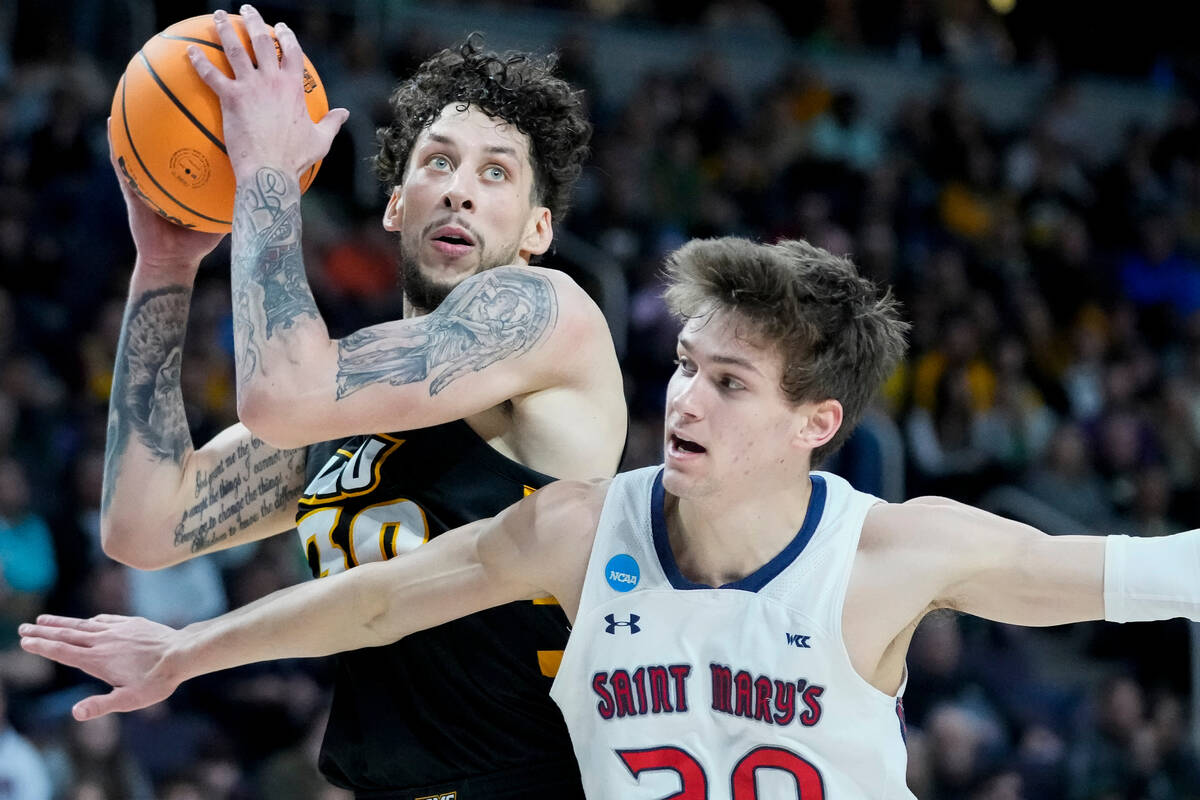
left=618, top=745, right=824, bottom=799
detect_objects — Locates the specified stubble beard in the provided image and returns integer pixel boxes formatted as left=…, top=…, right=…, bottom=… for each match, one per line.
left=399, top=247, right=462, bottom=314
left=397, top=235, right=521, bottom=314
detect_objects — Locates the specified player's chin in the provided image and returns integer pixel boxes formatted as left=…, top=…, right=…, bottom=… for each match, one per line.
left=421, top=254, right=486, bottom=284
left=661, top=463, right=707, bottom=498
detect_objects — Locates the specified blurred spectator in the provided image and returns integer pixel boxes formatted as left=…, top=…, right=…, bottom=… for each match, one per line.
left=925, top=702, right=1006, bottom=799
left=974, top=336, right=1056, bottom=475
left=1148, top=692, right=1200, bottom=797
left=1067, top=675, right=1176, bottom=800
left=936, top=0, right=1014, bottom=67
left=906, top=365, right=998, bottom=499
left=809, top=91, right=883, bottom=172
left=125, top=557, right=229, bottom=629
left=1060, top=309, right=1110, bottom=422
left=1125, top=464, right=1180, bottom=539
left=43, top=713, right=152, bottom=800
left=1021, top=422, right=1118, bottom=532
left=1119, top=214, right=1200, bottom=332
left=0, top=676, right=52, bottom=800
left=0, top=457, right=57, bottom=636
left=967, top=768, right=1024, bottom=800
left=904, top=615, right=999, bottom=730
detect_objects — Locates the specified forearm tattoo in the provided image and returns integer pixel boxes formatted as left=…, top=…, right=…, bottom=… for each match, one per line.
left=336, top=267, right=558, bottom=399
left=231, top=167, right=320, bottom=388
left=173, top=439, right=306, bottom=555
left=103, top=286, right=192, bottom=513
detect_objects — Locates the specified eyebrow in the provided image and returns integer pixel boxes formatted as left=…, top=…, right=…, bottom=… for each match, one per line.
left=424, top=134, right=521, bottom=161
left=677, top=335, right=765, bottom=376
left=484, top=145, right=520, bottom=159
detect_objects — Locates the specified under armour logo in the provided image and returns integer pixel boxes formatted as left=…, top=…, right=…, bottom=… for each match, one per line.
left=605, top=613, right=641, bottom=634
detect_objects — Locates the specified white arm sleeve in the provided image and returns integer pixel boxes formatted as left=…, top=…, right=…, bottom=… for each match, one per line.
left=1104, top=531, right=1200, bottom=623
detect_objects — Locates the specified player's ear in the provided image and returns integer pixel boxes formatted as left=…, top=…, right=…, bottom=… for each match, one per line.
left=518, top=206, right=553, bottom=259
left=382, top=186, right=404, bottom=232
left=794, top=399, right=843, bottom=452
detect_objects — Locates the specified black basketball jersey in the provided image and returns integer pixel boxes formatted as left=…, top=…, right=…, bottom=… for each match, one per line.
left=298, top=419, right=584, bottom=799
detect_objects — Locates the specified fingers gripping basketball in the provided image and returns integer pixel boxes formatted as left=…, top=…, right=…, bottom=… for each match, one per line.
left=110, top=14, right=329, bottom=233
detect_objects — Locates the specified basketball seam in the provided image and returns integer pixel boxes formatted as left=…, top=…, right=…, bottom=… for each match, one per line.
left=157, top=34, right=224, bottom=51
left=120, top=68, right=232, bottom=226
left=138, top=51, right=228, bottom=156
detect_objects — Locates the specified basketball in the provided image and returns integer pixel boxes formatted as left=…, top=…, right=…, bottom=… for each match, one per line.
left=110, top=14, right=329, bottom=233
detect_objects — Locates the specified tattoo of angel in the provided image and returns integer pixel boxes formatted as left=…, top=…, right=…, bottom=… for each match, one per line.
left=335, top=268, right=558, bottom=399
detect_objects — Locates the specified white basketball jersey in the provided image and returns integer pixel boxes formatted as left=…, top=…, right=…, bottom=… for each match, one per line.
left=550, top=466, right=915, bottom=800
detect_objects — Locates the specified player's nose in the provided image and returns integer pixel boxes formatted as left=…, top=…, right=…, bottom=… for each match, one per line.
left=669, top=374, right=705, bottom=420
left=441, top=172, right=475, bottom=212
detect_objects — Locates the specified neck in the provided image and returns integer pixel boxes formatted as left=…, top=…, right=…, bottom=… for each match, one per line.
left=664, top=475, right=815, bottom=587
left=402, top=295, right=431, bottom=319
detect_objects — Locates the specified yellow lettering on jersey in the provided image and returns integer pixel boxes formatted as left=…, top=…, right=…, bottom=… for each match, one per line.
left=298, top=434, right=405, bottom=505
left=415, top=793, right=457, bottom=800
left=298, top=506, right=345, bottom=575
left=355, top=498, right=430, bottom=562
left=538, top=650, right=564, bottom=678
left=532, top=596, right=560, bottom=605
left=523, top=484, right=536, bottom=497
left=303, top=533, right=329, bottom=578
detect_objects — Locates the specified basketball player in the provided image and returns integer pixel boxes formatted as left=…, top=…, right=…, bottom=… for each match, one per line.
left=26, top=236, right=1200, bottom=798
left=96, top=6, right=622, bottom=798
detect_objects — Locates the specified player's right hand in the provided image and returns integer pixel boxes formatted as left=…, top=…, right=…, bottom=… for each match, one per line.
left=18, top=613, right=184, bottom=720
left=108, top=118, right=226, bottom=274
left=187, top=6, right=348, bottom=184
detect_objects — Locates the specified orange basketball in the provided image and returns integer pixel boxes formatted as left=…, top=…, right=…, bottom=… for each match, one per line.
left=110, top=14, right=329, bottom=233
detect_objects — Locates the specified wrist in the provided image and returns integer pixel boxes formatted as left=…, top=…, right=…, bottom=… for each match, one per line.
left=163, top=620, right=216, bottom=684
left=134, top=255, right=203, bottom=282
left=233, top=162, right=303, bottom=188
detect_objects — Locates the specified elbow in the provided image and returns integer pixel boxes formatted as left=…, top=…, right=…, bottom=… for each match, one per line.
left=100, top=517, right=175, bottom=571
left=237, top=386, right=311, bottom=449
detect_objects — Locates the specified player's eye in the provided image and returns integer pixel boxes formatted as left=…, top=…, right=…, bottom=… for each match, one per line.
left=428, top=155, right=452, bottom=171
left=483, top=165, right=508, bottom=181
left=673, top=357, right=696, bottom=376
left=719, top=375, right=746, bottom=391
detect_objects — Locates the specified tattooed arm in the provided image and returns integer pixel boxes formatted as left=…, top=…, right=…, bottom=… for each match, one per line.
left=101, top=125, right=307, bottom=571
left=229, top=168, right=602, bottom=449
left=102, top=271, right=310, bottom=570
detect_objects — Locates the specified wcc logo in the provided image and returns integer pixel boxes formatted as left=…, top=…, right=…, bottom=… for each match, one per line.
left=605, top=613, right=641, bottom=634
left=785, top=632, right=812, bottom=649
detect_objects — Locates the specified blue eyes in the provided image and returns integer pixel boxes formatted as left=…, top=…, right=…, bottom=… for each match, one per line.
left=425, top=156, right=508, bottom=181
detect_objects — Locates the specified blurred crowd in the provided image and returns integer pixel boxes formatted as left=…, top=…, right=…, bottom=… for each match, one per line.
left=3, top=1, right=1200, bottom=799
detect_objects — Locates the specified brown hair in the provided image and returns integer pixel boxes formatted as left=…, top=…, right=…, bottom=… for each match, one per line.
left=663, top=237, right=909, bottom=464
left=374, top=35, right=592, bottom=221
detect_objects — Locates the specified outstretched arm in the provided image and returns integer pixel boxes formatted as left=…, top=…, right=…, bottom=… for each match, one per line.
left=864, top=497, right=1200, bottom=631
left=20, top=478, right=605, bottom=720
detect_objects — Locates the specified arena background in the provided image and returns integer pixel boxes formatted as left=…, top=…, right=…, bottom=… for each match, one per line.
left=3, top=1, right=1200, bottom=798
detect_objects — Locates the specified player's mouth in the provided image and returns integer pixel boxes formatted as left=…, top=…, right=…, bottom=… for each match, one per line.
left=667, top=432, right=707, bottom=460
left=429, top=225, right=476, bottom=258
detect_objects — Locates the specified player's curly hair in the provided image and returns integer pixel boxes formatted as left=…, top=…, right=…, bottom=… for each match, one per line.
left=663, top=237, right=910, bottom=465
left=374, top=35, right=592, bottom=221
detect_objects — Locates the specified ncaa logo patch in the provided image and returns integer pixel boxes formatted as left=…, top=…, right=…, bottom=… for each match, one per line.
left=605, top=554, right=640, bottom=592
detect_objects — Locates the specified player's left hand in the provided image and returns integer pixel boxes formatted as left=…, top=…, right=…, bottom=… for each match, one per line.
left=18, top=614, right=183, bottom=720
left=187, top=5, right=349, bottom=182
